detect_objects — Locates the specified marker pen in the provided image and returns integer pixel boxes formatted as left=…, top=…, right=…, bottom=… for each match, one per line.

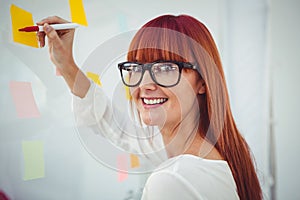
left=18, top=23, right=80, bottom=32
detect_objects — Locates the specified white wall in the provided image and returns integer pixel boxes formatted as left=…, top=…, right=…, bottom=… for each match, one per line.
left=221, top=1, right=270, bottom=198
left=0, top=0, right=225, bottom=199
left=269, top=0, right=300, bottom=199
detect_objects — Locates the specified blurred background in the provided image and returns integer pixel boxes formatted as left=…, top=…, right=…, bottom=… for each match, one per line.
left=0, top=0, right=299, bottom=199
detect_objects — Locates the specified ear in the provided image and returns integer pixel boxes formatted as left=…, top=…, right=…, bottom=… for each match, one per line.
left=198, top=79, right=206, bottom=94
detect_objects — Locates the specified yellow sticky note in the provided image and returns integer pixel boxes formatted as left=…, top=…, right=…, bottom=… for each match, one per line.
left=124, top=75, right=132, bottom=100
left=22, top=141, right=45, bottom=180
left=69, top=0, right=88, bottom=26
left=10, top=4, right=38, bottom=48
left=124, top=86, right=132, bottom=100
left=86, top=72, right=102, bottom=86
left=130, top=154, right=140, bottom=168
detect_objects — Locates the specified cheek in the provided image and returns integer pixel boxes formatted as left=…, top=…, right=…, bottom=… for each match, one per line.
left=171, top=92, right=195, bottom=118
left=130, top=87, right=139, bottom=102
left=169, top=78, right=199, bottom=113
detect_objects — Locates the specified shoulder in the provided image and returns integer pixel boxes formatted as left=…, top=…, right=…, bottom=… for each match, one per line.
left=141, top=155, right=239, bottom=200
left=142, top=169, right=203, bottom=200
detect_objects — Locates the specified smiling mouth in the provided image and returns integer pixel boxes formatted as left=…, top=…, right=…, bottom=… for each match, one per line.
left=142, top=98, right=168, bottom=105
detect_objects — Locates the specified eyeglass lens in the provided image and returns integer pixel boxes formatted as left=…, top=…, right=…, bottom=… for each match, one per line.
left=121, top=62, right=180, bottom=87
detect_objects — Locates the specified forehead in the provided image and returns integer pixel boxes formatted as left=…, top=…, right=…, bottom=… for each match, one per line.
left=127, top=27, right=195, bottom=63
left=131, top=48, right=188, bottom=64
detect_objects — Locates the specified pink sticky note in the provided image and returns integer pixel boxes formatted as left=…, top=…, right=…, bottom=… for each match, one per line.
left=9, top=81, right=40, bottom=118
left=117, top=154, right=128, bottom=182
left=56, top=67, right=62, bottom=76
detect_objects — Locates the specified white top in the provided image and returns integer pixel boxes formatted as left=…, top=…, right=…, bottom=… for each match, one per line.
left=72, top=81, right=239, bottom=199
left=72, top=81, right=168, bottom=165
left=142, top=154, right=239, bottom=200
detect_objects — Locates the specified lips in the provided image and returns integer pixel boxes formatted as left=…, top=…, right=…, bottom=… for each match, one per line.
left=142, top=98, right=168, bottom=105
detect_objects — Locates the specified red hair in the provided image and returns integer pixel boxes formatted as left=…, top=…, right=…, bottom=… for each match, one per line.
left=127, top=14, right=262, bottom=200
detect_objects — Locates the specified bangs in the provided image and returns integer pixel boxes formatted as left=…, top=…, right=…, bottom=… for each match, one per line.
left=128, top=48, right=187, bottom=63
left=127, top=27, right=195, bottom=64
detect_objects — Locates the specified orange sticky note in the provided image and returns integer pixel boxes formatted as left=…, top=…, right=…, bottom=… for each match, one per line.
left=69, top=0, right=88, bottom=26
left=22, top=141, right=45, bottom=180
left=86, top=72, right=102, bottom=86
left=117, top=155, right=128, bottom=182
left=130, top=154, right=140, bottom=168
left=10, top=4, right=38, bottom=48
left=9, top=81, right=40, bottom=118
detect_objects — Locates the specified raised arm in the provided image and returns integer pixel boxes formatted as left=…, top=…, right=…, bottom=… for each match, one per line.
left=37, top=16, right=167, bottom=163
left=37, top=16, right=90, bottom=98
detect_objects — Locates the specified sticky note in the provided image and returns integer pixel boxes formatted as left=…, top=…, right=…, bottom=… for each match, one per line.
left=9, top=81, right=40, bottom=118
left=117, top=154, right=128, bottom=182
left=117, top=13, right=128, bottom=32
left=56, top=67, right=62, bottom=76
left=124, top=86, right=132, bottom=100
left=22, top=141, right=45, bottom=180
left=86, top=72, right=102, bottom=86
left=124, top=75, right=132, bottom=100
left=130, top=154, right=140, bottom=168
left=10, top=4, right=38, bottom=48
left=69, top=0, right=88, bottom=26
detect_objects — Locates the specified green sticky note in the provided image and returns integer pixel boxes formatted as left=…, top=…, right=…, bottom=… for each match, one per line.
left=22, top=141, right=45, bottom=180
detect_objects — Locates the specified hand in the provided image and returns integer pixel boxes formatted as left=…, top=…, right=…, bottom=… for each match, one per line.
left=37, top=16, right=76, bottom=73
left=37, top=16, right=90, bottom=98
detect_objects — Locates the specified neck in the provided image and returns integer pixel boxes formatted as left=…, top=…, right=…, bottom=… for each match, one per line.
left=160, top=114, right=223, bottom=160
left=159, top=107, right=200, bottom=157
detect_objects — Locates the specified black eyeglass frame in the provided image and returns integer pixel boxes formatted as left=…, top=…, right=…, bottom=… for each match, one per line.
left=118, top=60, right=197, bottom=88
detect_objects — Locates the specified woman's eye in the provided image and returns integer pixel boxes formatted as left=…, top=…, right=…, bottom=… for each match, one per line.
left=124, top=64, right=142, bottom=73
left=155, top=64, right=177, bottom=72
left=131, top=66, right=142, bottom=72
left=163, top=65, right=173, bottom=71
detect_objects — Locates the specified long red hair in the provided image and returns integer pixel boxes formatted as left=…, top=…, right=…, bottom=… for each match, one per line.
left=127, top=14, right=262, bottom=200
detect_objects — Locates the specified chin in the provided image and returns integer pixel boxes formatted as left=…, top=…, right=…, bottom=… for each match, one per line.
left=141, top=116, right=158, bottom=126
left=141, top=112, right=166, bottom=127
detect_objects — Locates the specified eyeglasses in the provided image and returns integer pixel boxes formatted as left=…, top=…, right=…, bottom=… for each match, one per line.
left=118, top=61, right=197, bottom=87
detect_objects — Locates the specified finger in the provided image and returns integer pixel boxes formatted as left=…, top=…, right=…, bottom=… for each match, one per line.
left=36, top=16, right=69, bottom=26
left=43, top=23, right=63, bottom=49
left=37, top=31, right=46, bottom=47
left=37, top=16, right=69, bottom=25
left=57, top=29, right=71, bottom=37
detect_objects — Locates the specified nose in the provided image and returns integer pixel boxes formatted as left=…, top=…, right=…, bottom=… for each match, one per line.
left=139, top=71, right=157, bottom=89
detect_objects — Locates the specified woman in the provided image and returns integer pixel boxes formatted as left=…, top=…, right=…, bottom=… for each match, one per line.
left=37, top=14, right=262, bottom=199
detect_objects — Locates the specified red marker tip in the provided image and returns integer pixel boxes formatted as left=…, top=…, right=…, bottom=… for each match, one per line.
left=18, top=26, right=39, bottom=32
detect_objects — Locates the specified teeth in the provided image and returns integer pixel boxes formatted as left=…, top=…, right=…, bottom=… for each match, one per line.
left=143, top=98, right=167, bottom=105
